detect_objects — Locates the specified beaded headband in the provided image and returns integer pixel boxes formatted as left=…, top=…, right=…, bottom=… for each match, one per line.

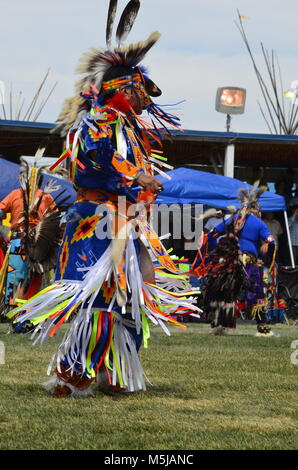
left=102, top=72, right=152, bottom=107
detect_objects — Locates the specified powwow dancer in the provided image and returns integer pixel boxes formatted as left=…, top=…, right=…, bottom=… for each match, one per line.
left=8, top=0, right=200, bottom=397
left=0, top=155, right=64, bottom=318
left=192, top=184, right=277, bottom=336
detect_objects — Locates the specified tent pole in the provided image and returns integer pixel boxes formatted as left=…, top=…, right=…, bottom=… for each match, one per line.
left=224, top=144, right=234, bottom=177
left=284, top=210, right=295, bottom=268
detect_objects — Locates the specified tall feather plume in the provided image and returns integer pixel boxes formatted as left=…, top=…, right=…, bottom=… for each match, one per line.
left=106, top=0, right=118, bottom=47
left=238, top=188, right=249, bottom=204
left=256, top=185, right=267, bottom=198
left=238, top=182, right=267, bottom=209
left=118, top=31, right=161, bottom=67
left=28, top=166, right=46, bottom=211
left=251, top=179, right=260, bottom=193
left=34, top=146, right=46, bottom=162
left=19, top=159, right=29, bottom=190
left=116, top=0, right=140, bottom=46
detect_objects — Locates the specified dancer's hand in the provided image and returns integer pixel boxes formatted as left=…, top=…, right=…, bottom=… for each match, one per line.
left=136, top=174, right=163, bottom=194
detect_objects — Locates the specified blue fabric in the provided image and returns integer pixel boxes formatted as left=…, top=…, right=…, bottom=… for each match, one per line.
left=54, top=201, right=111, bottom=283
left=0, top=159, right=20, bottom=200
left=55, top=200, right=141, bottom=312
left=74, top=122, right=138, bottom=202
left=42, top=174, right=77, bottom=206
left=156, top=168, right=286, bottom=211
left=266, top=308, right=285, bottom=323
left=189, top=275, right=203, bottom=288
left=75, top=122, right=119, bottom=192
left=0, top=158, right=76, bottom=205
left=5, top=238, right=28, bottom=305
left=214, top=214, right=272, bottom=258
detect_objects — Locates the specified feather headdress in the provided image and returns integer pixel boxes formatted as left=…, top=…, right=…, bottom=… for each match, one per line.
left=74, top=31, right=161, bottom=98
left=238, top=181, right=267, bottom=212
left=18, top=149, right=72, bottom=274
left=54, top=0, right=168, bottom=136
left=234, top=181, right=267, bottom=234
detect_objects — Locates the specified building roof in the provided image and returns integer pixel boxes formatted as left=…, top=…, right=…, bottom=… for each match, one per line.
left=170, top=128, right=298, bottom=143
left=0, top=120, right=61, bottom=163
left=1, top=120, right=298, bottom=168
left=164, top=129, right=298, bottom=169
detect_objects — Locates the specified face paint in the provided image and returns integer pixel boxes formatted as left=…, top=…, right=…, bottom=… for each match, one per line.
left=102, top=72, right=152, bottom=110
left=132, top=81, right=152, bottom=109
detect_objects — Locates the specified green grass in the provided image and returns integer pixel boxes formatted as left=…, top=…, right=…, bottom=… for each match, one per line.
left=0, top=323, right=297, bottom=450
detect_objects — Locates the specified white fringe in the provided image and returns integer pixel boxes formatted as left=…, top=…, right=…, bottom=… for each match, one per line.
left=12, top=231, right=200, bottom=392
left=42, top=376, right=95, bottom=398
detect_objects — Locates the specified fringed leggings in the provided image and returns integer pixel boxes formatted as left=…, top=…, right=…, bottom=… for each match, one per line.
left=56, top=310, right=143, bottom=392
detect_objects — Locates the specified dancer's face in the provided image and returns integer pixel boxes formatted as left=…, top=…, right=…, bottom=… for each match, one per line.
left=121, top=86, right=143, bottom=115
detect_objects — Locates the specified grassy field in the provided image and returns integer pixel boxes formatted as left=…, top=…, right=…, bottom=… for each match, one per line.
left=0, top=322, right=297, bottom=450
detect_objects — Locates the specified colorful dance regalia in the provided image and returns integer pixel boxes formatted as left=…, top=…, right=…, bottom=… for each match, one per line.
left=192, top=185, right=277, bottom=333
left=0, top=158, right=63, bottom=312
left=8, top=1, right=200, bottom=396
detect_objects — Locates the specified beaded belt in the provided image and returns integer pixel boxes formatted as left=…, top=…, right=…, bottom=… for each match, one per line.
left=76, top=188, right=120, bottom=204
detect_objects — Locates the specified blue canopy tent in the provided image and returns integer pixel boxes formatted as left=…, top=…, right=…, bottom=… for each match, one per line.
left=0, top=158, right=76, bottom=205
left=0, top=159, right=21, bottom=200
left=156, top=168, right=294, bottom=267
left=155, top=167, right=286, bottom=211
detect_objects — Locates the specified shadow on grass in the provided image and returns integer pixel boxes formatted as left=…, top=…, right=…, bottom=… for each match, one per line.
left=146, top=383, right=198, bottom=400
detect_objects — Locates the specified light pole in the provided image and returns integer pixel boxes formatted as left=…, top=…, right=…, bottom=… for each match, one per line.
left=215, top=87, right=246, bottom=177
left=215, top=86, right=246, bottom=132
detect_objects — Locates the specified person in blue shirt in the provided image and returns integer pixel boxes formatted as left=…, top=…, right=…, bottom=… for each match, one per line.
left=193, top=185, right=276, bottom=335
left=214, top=213, right=273, bottom=259
left=288, top=205, right=298, bottom=263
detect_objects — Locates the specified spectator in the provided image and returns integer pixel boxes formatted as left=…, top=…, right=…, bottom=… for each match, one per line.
left=275, top=179, right=286, bottom=197
left=262, top=212, right=283, bottom=249
left=275, top=176, right=294, bottom=207
left=289, top=195, right=298, bottom=209
left=288, top=205, right=298, bottom=265
left=284, top=168, right=295, bottom=200
left=273, top=184, right=291, bottom=264
left=251, top=167, right=269, bottom=190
